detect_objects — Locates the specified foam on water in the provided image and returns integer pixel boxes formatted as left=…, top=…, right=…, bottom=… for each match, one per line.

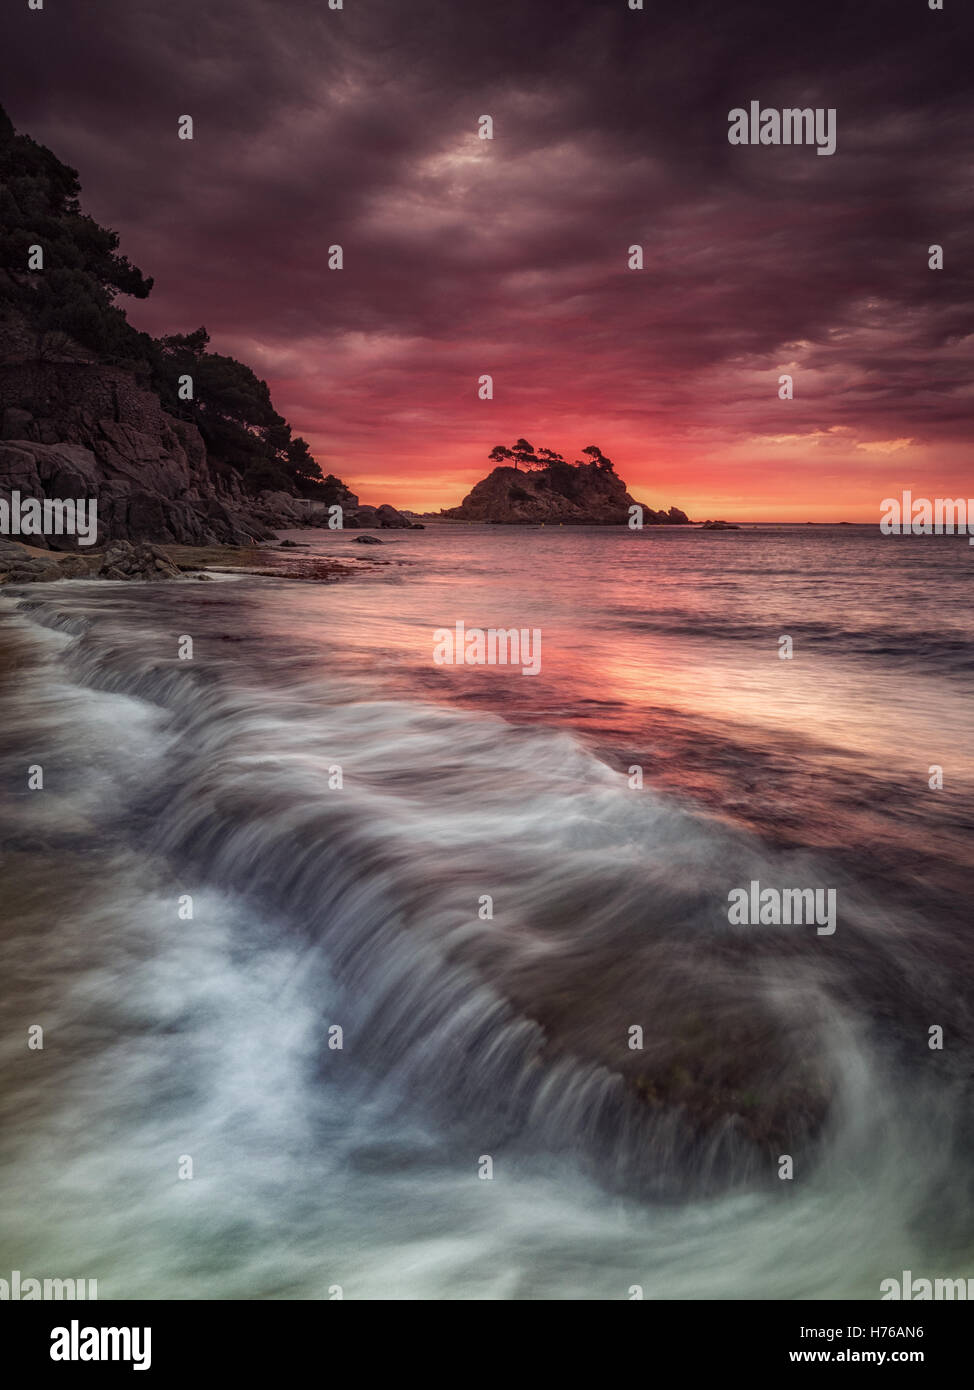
left=1, top=538, right=972, bottom=1298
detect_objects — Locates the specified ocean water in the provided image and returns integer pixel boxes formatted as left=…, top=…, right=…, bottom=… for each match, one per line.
left=1, top=522, right=972, bottom=1299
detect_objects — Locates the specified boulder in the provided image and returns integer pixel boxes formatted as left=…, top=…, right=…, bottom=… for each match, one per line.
left=96, top=540, right=182, bottom=581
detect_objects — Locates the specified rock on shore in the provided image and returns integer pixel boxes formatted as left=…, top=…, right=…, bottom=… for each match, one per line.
left=0, top=536, right=181, bottom=583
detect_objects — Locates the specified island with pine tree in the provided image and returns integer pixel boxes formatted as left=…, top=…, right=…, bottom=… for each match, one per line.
left=437, top=438, right=691, bottom=525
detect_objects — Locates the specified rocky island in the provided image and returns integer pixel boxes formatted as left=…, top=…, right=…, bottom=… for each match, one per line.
left=437, top=440, right=690, bottom=526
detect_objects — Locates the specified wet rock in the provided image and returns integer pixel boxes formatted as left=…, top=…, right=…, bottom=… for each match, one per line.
left=96, top=540, right=182, bottom=581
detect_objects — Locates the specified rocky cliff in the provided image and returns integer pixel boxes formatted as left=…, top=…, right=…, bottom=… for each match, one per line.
left=439, top=460, right=689, bottom=525
left=0, top=358, right=266, bottom=546
left=0, top=357, right=419, bottom=547
left=0, top=95, right=419, bottom=551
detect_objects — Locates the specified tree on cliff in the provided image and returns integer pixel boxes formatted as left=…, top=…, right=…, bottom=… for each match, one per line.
left=0, top=103, right=154, bottom=365
left=488, top=439, right=547, bottom=471
left=0, top=103, right=324, bottom=497
left=580, top=445, right=614, bottom=471
left=488, top=444, right=515, bottom=468
left=512, top=438, right=542, bottom=470
left=157, top=328, right=323, bottom=493
left=488, top=440, right=611, bottom=473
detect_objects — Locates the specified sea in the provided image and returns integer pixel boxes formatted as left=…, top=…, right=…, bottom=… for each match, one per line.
left=1, top=522, right=972, bottom=1299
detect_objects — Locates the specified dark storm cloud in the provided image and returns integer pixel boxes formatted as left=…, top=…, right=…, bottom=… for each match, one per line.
left=2, top=0, right=971, bottom=499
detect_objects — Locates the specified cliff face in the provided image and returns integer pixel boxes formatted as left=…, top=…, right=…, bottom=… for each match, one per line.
left=0, top=359, right=268, bottom=547
left=0, top=100, right=425, bottom=552
left=0, top=358, right=419, bottom=546
left=439, top=461, right=690, bottom=525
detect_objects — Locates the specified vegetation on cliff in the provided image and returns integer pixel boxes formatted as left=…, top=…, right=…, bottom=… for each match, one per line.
left=488, top=438, right=615, bottom=474
left=0, top=103, right=323, bottom=497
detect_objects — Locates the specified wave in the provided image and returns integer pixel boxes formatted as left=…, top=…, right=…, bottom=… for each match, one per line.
left=611, top=609, right=974, bottom=674
left=4, top=586, right=970, bottom=1215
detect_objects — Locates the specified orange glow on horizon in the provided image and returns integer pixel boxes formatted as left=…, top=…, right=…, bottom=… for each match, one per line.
left=307, top=433, right=970, bottom=524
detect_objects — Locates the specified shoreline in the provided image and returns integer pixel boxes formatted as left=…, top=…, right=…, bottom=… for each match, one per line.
left=0, top=536, right=385, bottom=586
left=0, top=518, right=880, bottom=588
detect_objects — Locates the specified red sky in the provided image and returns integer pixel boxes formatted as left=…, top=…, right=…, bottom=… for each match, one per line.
left=3, top=0, right=971, bottom=520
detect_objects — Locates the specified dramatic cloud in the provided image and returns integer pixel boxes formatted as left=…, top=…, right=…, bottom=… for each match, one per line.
left=2, top=0, right=971, bottom=515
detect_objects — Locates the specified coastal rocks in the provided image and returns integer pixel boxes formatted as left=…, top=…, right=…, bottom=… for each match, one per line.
left=376, top=502, right=411, bottom=529
left=0, top=538, right=76, bottom=583
left=0, top=440, right=101, bottom=499
left=0, top=433, right=271, bottom=548
left=440, top=461, right=690, bottom=526
left=230, top=482, right=424, bottom=533
left=0, top=428, right=267, bottom=550
left=96, top=540, right=183, bottom=581
left=638, top=503, right=692, bottom=524
left=346, top=502, right=424, bottom=529
left=352, top=534, right=383, bottom=544
left=701, top=519, right=741, bottom=530
left=0, top=536, right=182, bottom=583
left=252, top=489, right=322, bottom=528
left=249, top=493, right=422, bottom=531
left=0, top=361, right=272, bottom=547
left=0, top=360, right=423, bottom=547
left=99, top=490, right=270, bottom=547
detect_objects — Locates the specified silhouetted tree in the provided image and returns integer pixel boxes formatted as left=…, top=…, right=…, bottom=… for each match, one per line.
left=489, top=439, right=616, bottom=476
left=512, top=437, right=540, bottom=470
left=489, top=444, right=515, bottom=468
left=158, top=326, right=210, bottom=360
left=581, top=444, right=614, bottom=471
left=0, top=102, right=154, bottom=365
left=157, top=330, right=324, bottom=491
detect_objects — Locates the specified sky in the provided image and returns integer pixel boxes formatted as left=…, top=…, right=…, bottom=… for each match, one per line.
left=2, top=0, right=971, bottom=518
